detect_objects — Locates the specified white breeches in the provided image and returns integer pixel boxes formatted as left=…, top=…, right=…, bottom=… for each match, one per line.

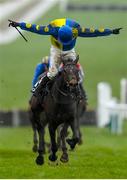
left=47, top=46, right=76, bottom=79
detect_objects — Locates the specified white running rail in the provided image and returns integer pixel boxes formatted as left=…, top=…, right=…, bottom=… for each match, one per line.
left=97, top=79, right=127, bottom=134
left=0, top=0, right=59, bottom=44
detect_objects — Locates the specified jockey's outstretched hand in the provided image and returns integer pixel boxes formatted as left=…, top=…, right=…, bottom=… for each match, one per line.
left=8, top=19, right=19, bottom=27
left=112, top=28, right=122, bottom=34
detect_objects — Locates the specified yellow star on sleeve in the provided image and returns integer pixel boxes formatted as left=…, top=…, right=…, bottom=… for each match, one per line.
left=44, top=26, right=49, bottom=32
left=90, top=28, right=95, bottom=33
left=99, top=28, right=104, bottom=33
left=82, top=27, right=86, bottom=32
left=36, top=25, right=40, bottom=31
left=72, top=28, right=78, bottom=37
left=26, top=23, right=32, bottom=28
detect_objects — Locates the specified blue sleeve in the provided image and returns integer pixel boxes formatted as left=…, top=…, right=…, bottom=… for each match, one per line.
left=32, top=64, right=45, bottom=87
left=18, top=22, right=56, bottom=35
left=78, top=27, right=113, bottom=37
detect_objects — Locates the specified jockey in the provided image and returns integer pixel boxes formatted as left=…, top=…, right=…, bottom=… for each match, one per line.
left=9, top=18, right=122, bottom=99
left=32, top=56, right=50, bottom=91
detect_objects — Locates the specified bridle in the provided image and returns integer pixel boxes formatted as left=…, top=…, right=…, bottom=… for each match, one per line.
left=55, top=60, right=80, bottom=99
left=63, top=61, right=79, bottom=84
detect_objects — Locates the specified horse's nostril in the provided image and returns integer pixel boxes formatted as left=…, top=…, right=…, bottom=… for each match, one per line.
left=69, top=79, right=77, bottom=85
left=69, top=82, right=77, bottom=87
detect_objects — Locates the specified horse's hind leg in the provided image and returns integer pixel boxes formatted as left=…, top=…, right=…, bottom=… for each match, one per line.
left=36, top=126, right=45, bottom=165
left=32, top=128, right=38, bottom=152
left=60, top=123, right=69, bottom=163
left=29, top=110, right=38, bottom=152
left=29, top=95, right=39, bottom=152
left=78, top=129, right=83, bottom=145
left=66, top=119, right=79, bottom=150
left=48, top=123, right=58, bottom=162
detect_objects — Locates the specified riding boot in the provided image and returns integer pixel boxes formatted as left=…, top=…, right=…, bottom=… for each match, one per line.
left=33, top=74, right=51, bottom=101
left=78, top=84, right=88, bottom=111
left=76, top=84, right=87, bottom=102
left=79, top=83, right=88, bottom=102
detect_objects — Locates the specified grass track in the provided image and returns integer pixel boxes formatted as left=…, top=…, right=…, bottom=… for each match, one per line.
left=0, top=124, right=127, bottom=179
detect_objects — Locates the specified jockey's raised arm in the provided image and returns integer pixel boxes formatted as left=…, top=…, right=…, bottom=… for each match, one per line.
left=78, top=27, right=113, bottom=37
left=17, top=22, right=57, bottom=35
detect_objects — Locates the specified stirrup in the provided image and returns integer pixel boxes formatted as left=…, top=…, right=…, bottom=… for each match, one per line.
left=31, top=87, right=35, bottom=93
left=31, top=79, right=43, bottom=93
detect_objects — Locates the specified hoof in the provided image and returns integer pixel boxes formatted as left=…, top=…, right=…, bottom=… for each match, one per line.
left=48, top=159, right=59, bottom=166
left=36, top=155, right=44, bottom=165
left=49, top=154, right=57, bottom=162
left=66, top=138, right=75, bottom=149
left=66, top=138, right=79, bottom=149
left=32, top=145, right=38, bottom=152
left=60, top=153, right=69, bottom=163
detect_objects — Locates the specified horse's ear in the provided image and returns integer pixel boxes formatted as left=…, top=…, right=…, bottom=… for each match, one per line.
left=74, top=55, right=79, bottom=64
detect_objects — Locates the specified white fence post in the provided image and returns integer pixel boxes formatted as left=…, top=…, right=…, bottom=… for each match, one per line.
left=59, top=0, right=68, bottom=12
left=12, top=109, right=20, bottom=127
left=109, top=108, right=123, bottom=134
left=120, top=78, right=127, bottom=104
left=97, top=82, right=112, bottom=127
left=120, top=78, right=127, bottom=118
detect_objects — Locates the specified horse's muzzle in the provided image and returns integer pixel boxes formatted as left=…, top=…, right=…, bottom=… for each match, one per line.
left=69, top=79, right=78, bottom=87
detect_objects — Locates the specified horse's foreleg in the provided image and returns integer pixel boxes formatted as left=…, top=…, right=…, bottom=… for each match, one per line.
left=57, top=126, right=62, bottom=150
left=36, top=127, right=45, bottom=165
left=48, top=123, right=58, bottom=162
left=60, top=123, right=69, bottom=163
left=77, top=103, right=83, bottom=145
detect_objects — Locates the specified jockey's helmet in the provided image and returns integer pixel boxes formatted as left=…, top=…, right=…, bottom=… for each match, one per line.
left=42, top=56, right=49, bottom=64
left=58, top=25, right=73, bottom=45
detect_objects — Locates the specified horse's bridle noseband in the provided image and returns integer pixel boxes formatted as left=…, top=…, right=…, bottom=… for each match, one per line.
left=56, top=62, right=80, bottom=99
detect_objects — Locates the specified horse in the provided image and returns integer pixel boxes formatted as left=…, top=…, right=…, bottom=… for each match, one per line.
left=29, top=97, right=86, bottom=153
left=29, top=56, right=86, bottom=165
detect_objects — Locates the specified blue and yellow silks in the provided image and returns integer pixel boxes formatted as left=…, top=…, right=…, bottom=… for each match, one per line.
left=18, top=18, right=113, bottom=51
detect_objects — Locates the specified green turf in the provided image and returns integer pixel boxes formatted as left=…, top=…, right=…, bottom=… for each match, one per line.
left=0, top=124, right=127, bottom=179
left=0, top=1, right=127, bottom=110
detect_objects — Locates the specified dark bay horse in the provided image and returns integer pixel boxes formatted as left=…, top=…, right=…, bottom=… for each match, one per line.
left=29, top=56, right=85, bottom=165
